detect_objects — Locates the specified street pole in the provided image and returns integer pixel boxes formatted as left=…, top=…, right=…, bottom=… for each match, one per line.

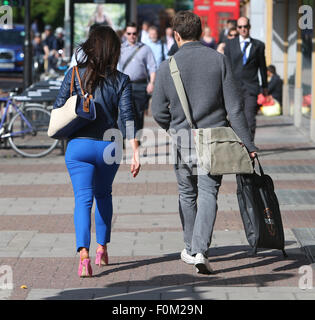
left=130, top=0, right=137, bottom=24
left=282, top=0, right=289, bottom=116
left=23, top=0, right=32, bottom=89
left=64, top=0, right=71, bottom=60
left=294, top=0, right=303, bottom=128
left=265, top=0, right=273, bottom=66
left=310, top=3, right=315, bottom=142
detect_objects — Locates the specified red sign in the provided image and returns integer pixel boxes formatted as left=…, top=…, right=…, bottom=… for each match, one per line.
left=194, top=0, right=240, bottom=42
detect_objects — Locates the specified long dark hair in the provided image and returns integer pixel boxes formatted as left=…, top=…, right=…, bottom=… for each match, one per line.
left=76, top=25, right=121, bottom=94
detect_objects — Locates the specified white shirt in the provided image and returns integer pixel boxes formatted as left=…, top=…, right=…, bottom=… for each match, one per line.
left=140, top=30, right=150, bottom=45
left=166, top=35, right=175, bottom=51
left=239, top=35, right=252, bottom=59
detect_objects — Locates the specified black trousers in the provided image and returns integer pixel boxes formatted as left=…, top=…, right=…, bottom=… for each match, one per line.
left=132, top=82, right=150, bottom=133
left=243, top=91, right=258, bottom=141
left=118, top=82, right=149, bottom=138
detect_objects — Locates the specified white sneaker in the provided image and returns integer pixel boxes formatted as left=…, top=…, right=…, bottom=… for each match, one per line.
left=180, top=249, right=195, bottom=265
left=194, top=253, right=213, bottom=274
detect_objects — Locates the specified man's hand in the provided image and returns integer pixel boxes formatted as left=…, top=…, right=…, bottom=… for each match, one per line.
left=249, top=152, right=257, bottom=159
left=146, top=82, right=154, bottom=95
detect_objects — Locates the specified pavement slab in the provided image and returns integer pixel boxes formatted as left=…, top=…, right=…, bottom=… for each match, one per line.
left=1, top=115, right=315, bottom=301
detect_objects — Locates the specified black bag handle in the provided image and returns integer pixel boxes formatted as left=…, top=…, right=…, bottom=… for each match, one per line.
left=253, top=155, right=265, bottom=176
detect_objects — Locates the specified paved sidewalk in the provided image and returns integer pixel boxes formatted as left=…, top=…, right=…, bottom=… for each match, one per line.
left=1, top=114, right=315, bottom=300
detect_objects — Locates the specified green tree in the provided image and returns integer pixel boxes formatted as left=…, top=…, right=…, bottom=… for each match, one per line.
left=138, top=0, right=175, bottom=8
left=11, top=0, right=64, bottom=28
left=31, top=0, right=64, bottom=28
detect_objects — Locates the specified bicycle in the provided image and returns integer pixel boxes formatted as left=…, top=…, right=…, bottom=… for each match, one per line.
left=0, top=93, right=58, bottom=158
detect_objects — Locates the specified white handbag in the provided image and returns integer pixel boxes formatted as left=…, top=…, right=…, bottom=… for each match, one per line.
left=48, top=66, right=96, bottom=139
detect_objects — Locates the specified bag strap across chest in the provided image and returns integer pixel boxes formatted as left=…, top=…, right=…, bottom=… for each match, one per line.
left=169, top=56, right=196, bottom=129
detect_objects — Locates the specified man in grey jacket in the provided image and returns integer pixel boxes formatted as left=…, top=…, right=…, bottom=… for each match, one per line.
left=151, top=11, right=257, bottom=274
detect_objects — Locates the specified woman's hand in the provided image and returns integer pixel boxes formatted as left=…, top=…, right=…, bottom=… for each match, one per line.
left=131, top=148, right=140, bottom=178
left=129, top=139, right=141, bottom=178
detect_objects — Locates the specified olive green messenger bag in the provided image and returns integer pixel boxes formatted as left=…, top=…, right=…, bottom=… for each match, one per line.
left=168, top=56, right=254, bottom=175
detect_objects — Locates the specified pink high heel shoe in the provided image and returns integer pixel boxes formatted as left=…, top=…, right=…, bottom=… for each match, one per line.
left=78, top=258, right=92, bottom=277
left=95, top=248, right=108, bottom=267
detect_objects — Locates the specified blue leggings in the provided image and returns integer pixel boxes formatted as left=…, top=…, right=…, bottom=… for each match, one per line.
left=65, top=138, right=120, bottom=252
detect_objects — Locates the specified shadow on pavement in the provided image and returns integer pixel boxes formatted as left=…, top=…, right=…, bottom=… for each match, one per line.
left=40, top=244, right=310, bottom=300
left=259, top=146, right=315, bottom=156
left=257, top=122, right=294, bottom=128
left=42, top=272, right=294, bottom=300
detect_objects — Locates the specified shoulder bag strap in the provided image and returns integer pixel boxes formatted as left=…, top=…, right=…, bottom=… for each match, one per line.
left=73, top=66, right=92, bottom=113
left=169, top=56, right=195, bottom=129
left=122, top=43, right=144, bottom=72
left=161, top=40, right=165, bottom=62
left=74, top=66, right=85, bottom=96
left=69, top=67, right=76, bottom=96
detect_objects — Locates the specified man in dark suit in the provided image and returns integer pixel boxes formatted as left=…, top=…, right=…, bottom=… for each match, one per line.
left=224, top=16, right=268, bottom=141
left=267, top=65, right=283, bottom=105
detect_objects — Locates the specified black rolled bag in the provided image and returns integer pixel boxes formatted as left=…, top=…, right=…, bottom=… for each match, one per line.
left=236, top=156, right=287, bottom=257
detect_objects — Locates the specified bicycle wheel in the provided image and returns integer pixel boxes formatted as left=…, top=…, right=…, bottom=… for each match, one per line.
left=8, top=106, right=58, bottom=158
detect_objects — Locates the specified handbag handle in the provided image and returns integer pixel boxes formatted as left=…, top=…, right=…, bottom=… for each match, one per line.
left=69, top=66, right=85, bottom=96
left=169, top=56, right=196, bottom=129
left=70, top=67, right=76, bottom=96
left=70, top=66, right=91, bottom=113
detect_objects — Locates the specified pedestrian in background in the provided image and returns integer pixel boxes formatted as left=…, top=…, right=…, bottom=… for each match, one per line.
left=200, top=26, right=216, bottom=49
left=55, top=27, right=65, bottom=55
left=224, top=16, right=268, bottom=141
left=163, top=26, right=175, bottom=51
left=151, top=11, right=256, bottom=274
left=216, top=27, right=238, bottom=54
left=53, top=25, right=140, bottom=277
left=267, top=65, right=283, bottom=106
left=139, top=21, right=150, bottom=45
left=118, top=22, right=157, bottom=137
left=147, top=25, right=169, bottom=68
left=218, top=19, right=237, bottom=44
left=43, top=25, right=58, bottom=72
left=32, top=32, right=45, bottom=58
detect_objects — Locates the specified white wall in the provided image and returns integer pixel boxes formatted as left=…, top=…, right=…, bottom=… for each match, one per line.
left=249, top=0, right=266, bottom=42
left=272, top=0, right=297, bottom=82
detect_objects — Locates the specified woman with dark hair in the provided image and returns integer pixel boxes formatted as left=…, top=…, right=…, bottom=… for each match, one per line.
left=53, top=26, right=140, bottom=277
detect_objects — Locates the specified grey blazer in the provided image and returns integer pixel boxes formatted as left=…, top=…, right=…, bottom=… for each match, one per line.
left=151, top=41, right=257, bottom=153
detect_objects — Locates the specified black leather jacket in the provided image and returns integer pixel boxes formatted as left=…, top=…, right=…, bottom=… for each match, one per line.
left=53, top=67, right=136, bottom=140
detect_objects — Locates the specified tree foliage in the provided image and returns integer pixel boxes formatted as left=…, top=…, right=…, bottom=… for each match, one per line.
left=31, top=0, right=64, bottom=28
left=138, top=0, right=175, bottom=8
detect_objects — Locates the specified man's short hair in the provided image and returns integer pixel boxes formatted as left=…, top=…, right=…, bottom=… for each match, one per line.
left=148, top=25, right=158, bottom=32
left=227, top=19, right=236, bottom=27
left=126, top=22, right=138, bottom=32
left=267, top=65, right=276, bottom=74
left=172, top=11, right=202, bottom=41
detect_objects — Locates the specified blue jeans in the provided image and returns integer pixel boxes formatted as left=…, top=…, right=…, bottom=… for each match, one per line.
left=65, top=138, right=120, bottom=252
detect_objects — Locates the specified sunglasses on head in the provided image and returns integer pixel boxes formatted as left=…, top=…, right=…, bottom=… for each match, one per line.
left=237, top=25, right=249, bottom=29
left=127, top=32, right=137, bottom=36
